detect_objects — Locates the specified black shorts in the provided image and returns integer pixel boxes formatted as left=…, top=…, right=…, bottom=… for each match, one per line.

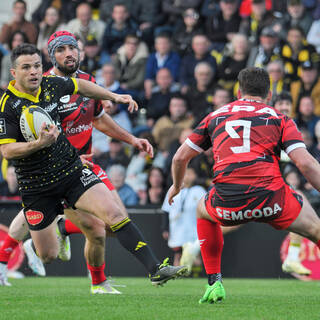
left=22, top=167, right=102, bottom=231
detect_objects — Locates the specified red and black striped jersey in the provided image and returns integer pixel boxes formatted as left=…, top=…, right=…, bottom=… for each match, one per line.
left=187, top=99, right=305, bottom=196
left=44, top=69, right=104, bottom=155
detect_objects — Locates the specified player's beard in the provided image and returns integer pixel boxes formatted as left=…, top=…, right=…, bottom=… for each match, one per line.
left=58, top=60, right=80, bottom=76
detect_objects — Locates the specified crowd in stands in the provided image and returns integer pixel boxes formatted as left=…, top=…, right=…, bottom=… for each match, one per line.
left=1, top=0, right=320, bottom=211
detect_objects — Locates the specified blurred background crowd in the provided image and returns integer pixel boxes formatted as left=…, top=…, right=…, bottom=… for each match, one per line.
left=0, top=0, right=320, bottom=225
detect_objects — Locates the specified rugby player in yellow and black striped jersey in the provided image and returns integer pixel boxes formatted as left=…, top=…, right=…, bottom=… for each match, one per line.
left=0, top=43, right=187, bottom=289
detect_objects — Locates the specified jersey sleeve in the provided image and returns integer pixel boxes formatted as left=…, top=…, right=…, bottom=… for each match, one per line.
left=186, top=114, right=213, bottom=152
left=94, top=100, right=104, bottom=118
left=46, top=75, right=78, bottom=97
left=0, top=98, right=20, bottom=144
left=281, top=117, right=306, bottom=154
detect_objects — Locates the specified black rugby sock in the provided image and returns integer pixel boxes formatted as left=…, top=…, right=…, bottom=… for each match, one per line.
left=208, top=273, right=222, bottom=285
left=111, top=218, right=160, bottom=274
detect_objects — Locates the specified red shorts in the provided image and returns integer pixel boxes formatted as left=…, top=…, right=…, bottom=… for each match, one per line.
left=205, top=184, right=303, bottom=230
left=92, top=163, right=115, bottom=191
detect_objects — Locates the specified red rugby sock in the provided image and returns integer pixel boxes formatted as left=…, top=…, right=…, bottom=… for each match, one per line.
left=87, top=262, right=107, bottom=285
left=0, top=234, right=20, bottom=263
left=197, top=219, right=223, bottom=274
left=65, top=220, right=82, bottom=235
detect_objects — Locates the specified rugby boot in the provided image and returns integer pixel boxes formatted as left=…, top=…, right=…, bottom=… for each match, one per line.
left=56, top=219, right=71, bottom=261
left=199, top=281, right=226, bottom=304
left=282, top=259, right=311, bottom=276
left=0, top=262, right=11, bottom=286
left=23, top=239, right=46, bottom=276
left=150, top=257, right=188, bottom=286
left=91, top=280, right=122, bottom=294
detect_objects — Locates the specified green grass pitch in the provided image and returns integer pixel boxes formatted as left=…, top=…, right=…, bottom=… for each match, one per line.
left=0, top=277, right=319, bottom=320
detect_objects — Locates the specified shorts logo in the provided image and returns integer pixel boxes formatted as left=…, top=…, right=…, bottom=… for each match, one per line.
left=25, top=210, right=44, bottom=226
left=0, top=119, right=6, bottom=135
left=216, top=203, right=282, bottom=221
left=80, top=168, right=99, bottom=186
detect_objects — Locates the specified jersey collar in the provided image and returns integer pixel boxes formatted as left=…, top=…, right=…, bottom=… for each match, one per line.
left=7, top=80, right=41, bottom=103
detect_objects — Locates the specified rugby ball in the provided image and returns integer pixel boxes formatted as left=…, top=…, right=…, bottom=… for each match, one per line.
left=20, top=106, right=54, bottom=142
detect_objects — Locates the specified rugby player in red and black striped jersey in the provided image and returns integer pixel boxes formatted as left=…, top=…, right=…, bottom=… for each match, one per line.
left=0, top=36, right=187, bottom=290
left=168, top=67, right=320, bottom=303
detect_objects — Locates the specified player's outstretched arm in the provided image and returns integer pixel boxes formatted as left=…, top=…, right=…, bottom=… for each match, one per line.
left=76, top=78, right=138, bottom=112
left=289, top=147, right=320, bottom=192
left=93, top=113, right=153, bottom=158
left=168, top=142, right=199, bottom=205
left=0, top=124, right=59, bottom=159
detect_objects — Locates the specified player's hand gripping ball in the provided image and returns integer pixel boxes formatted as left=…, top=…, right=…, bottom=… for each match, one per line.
left=20, top=106, right=54, bottom=142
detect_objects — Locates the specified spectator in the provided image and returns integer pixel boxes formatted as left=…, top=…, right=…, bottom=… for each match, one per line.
left=161, top=166, right=206, bottom=266
left=66, top=2, right=106, bottom=46
left=239, top=0, right=279, bottom=45
left=40, top=43, right=53, bottom=73
left=112, top=34, right=149, bottom=94
left=0, top=0, right=38, bottom=46
left=101, top=3, right=138, bottom=56
left=200, top=0, right=221, bottom=18
left=217, top=33, right=249, bottom=94
left=179, top=34, right=217, bottom=94
left=0, top=31, right=28, bottom=89
left=185, top=62, right=216, bottom=118
left=192, top=85, right=231, bottom=124
left=246, top=26, right=281, bottom=69
left=172, top=8, right=204, bottom=57
left=188, top=148, right=214, bottom=189
left=267, top=60, right=291, bottom=99
left=294, top=95, right=320, bottom=141
left=36, top=7, right=66, bottom=50
left=80, top=36, right=102, bottom=77
left=32, top=0, right=80, bottom=25
left=290, top=60, right=320, bottom=116
left=96, top=63, right=127, bottom=110
left=129, top=0, right=164, bottom=50
left=161, top=0, right=202, bottom=29
left=211, top=86, right=231, bottom=111
left=152, top=94, right=194, bottom=152
left=99, top=0, right=165, bottom=46
left=280, top=26, right=319, bottom=81
left=307, top=19, right=320, bottom=53
left=146, top=68, right=180, bottom=125
left=146, top=167, right=167, bottom=205
left=164, top=127, right=194, bottom=187
left=93, top=138, right=131, bottom=173
left=126, top=132, right=166, bottom=193
left=0, top=163, right=20, bottom=201
left=108, top=164, right=139, bottom=206
left=282, top=0, right=313, bottom=36
left=144, top=33, right=181, bottom=99
left=205, top=0, right=241, bottom=52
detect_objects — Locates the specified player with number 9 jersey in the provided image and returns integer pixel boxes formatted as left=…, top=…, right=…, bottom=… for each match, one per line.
left=186, top=98, right=305, bottom=229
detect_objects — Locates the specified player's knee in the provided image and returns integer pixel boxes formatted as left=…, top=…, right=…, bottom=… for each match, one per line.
left=101, top=203, right=127, bottom=226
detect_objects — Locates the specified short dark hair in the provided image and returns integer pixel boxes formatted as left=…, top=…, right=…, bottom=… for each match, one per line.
left=14, top=0, right=26, bottom=8
left=170, top=93, right=187, bottom=105
left=273, top=91, right=292, bottom=105
left=11, top=43, right=41, bottom=67
left=8, top=30, right=28, bottom=50
left=238, top=67, right=270, bottom=99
